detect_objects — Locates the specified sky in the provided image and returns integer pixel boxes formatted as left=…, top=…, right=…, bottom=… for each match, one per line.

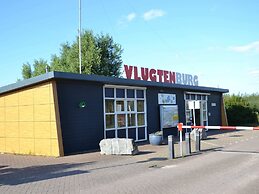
left=0, top=0, right=259, bottom=94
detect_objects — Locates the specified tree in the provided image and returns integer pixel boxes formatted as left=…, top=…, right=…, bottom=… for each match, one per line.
left=51, top=31, right=101, bottom=74
left=21, top=30, right=123, bottom=79
left=21, top=59, right=49, bottom=79
left=32, top=59, right=49, bottom=77
left=22, top=63, right=32, bottom=79
left=92, top=34, right=123, bottom=77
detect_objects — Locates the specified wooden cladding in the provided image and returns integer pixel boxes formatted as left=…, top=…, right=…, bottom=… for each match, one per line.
left=0, top=81, right=62, bottom=156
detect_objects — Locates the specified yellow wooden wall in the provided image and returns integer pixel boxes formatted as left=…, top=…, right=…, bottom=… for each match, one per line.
left=0, top=81, right=63, bottom=156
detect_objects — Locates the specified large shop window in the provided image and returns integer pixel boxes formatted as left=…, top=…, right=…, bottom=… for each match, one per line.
left=103, top=86, right=147, bottom=142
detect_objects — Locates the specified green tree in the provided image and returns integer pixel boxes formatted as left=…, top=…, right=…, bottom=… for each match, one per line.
left=51, top=31, right=101, bottom=74
left=32, top=59, right=49, bottom=77
left=92, top=34, right=123, bottom=76
left=22, top=63, right=32, bottom=79
left=21, top=30, right=123, bottom=79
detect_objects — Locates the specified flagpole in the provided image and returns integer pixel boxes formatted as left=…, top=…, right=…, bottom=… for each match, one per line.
left=78, top=0, right=82, bottom=74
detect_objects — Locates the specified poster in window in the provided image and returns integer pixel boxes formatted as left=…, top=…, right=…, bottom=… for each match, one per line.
left=160, top=105, right=179, bottom=128
left=158, top=93, right=176, bottom=104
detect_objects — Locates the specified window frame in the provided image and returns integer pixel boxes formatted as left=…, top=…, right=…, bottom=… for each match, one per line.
left=103, top=85, right=147, bottom=142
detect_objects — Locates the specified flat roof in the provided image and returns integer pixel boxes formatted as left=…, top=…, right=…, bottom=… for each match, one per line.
left=0, top=71, right=229, bottom=95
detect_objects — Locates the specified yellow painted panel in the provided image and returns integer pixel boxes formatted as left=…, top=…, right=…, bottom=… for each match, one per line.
left=20, top=138, right=34, bottom=155
left=19, top=89, right=34, bottom=106
left=20, top=122, right=34, bottom=138
left=51, top=139, right=60, bottom=156
left=5, top=106, right=19, bottom=121
left=34, top=104, right=50, bottom=121
left=5, top=122, right=19, bottom=138
left=19, top=105, right=34, bottom=121
left=34, top=122, right=50, bottom=138
left=5, top=93, right=19, bottom=107
left=0, top=138, right=5, bottom=152
left=50, top=122, right=58, bottom=139
left=0, top=107, right=5, bottom=121
left=34, top=85, right=50, bottom=105
left=0, top=97, right=4, bottom=107
left=35, top=139, right=51, bottom=156
left=0, top=122, right=5, bottom=137
left=6, top=138, right=19, bottom=153
left=49, top=83, right=54, bottom=104
left=50, top=104, right=56, bottom=121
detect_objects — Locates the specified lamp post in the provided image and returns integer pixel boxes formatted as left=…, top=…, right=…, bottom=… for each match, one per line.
left=78, top=0, right=82, bottom=74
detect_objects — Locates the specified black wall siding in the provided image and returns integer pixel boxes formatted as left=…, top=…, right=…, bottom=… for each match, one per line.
left=56, top=80, right=224, bottom=154
left=146, top=87, right=185, bottom=137
left=56, top=80, right=104, bottom=155
left=208, top=92, right=222, bottom=126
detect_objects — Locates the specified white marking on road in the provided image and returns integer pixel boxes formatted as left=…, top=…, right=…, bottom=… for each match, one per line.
left=162, top=165, right=177, bottom=169
left=218, top=151, right=259, bottom=155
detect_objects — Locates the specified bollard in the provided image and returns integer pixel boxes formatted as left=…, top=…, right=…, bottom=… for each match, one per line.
left=168, top=135, right=175, bottom=159
left=195, top=131, right=201, bottom=152
left=185, top=132, right=191, bottom=155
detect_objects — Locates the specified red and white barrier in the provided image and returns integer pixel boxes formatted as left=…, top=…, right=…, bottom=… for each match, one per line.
left=177, top=123, right=259, bottom=131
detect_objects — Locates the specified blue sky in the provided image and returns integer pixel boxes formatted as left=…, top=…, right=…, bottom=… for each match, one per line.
left=1, top=0, right=259, bottom=94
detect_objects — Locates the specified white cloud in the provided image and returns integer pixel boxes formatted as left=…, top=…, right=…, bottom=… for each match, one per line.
left=127, top=13, right=136, bottom=22
left=118, top=12, right=137, bottom=26
left=229, top=41, right=259, bottom=53
left=143, top=9, right=166, bottom=21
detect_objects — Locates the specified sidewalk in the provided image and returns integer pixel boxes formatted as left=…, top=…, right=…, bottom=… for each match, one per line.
left=0, top=129, right=256, bottom=193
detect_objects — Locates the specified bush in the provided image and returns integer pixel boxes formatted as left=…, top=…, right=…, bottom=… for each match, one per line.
left=224, top=94, right=258, bottom=126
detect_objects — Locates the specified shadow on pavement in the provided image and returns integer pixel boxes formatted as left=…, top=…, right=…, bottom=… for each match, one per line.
left=204, top=137, right=218, bottom=140
left=137, top=157, right=167, bottom=164
left=137, top=151, right=156, bottom=155
left=228, top=135, right=243, bottom=138
left=0, top=162, right=92, bottom=186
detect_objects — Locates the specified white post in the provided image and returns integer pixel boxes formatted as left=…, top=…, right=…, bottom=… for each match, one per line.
left=180, top=130, right=183, bottom=157
left=78, top=0, right=82, bottom=74
left=193, top=102, right=196, bottom=126
left=192, top=101, right=197, bottom=141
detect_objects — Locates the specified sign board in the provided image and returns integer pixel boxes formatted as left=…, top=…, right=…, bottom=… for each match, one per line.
left=188, top=101, right=200, bottom=110
left=124, top=65, right=199, bottom=86
left=195, top=101, right=200, bottom=109
left=160, top=105, right=179, bottom=128
left=211, top=103, right=216, bottom=107
left=158, top=93, right=176, bottom=104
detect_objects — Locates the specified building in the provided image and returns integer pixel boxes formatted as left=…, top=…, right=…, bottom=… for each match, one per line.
left=0, top=70, right=228, bottom=157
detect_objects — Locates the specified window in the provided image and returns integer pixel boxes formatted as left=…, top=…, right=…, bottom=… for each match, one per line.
left=103, top=86, right=147, bottom=142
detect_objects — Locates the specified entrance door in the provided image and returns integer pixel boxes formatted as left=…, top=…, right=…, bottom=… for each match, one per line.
left=185, top=94, right=208, bottom=126
left=195, top=108, right=201, bottom=126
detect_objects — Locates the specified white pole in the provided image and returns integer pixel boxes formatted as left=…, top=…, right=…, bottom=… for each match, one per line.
left=78, top=0, right=82, bottom=74
left=193, top=102, right=196, bottom=126
left=192, top=101, right=197, bottom=141
left=180, top=130, right=183, bottom=157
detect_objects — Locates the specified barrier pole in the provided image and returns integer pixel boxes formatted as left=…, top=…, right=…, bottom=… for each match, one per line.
left=195, top=131, right=201, bottom=152
left=178, top=123, right=183, bottom=157
left=185, top=132, right=191, bottom=155
left=168, top=135, right=175, bottom=159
